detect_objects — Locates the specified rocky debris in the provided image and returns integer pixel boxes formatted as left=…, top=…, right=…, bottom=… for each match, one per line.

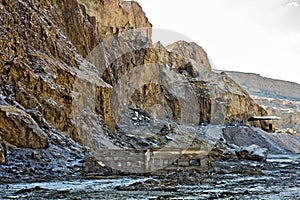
left=0, top=138, right=6, bottom=164
left=129, top=107, right=151, bottom=126
left=198, top=125, right=300, bottom=157
left=265, top=132, right=300, bottom=154
left=205, top=132, right=269, bottom=162
left=208, top=140, right=238, bottom=161
left=82, top=156, right=119, bottom=176
left=163, top=169, right=213, bottom=186
left=0, top=105, right=48, bottom=149
left=14, top=186, right=46, bottom=195
left=0, top=126, right=86, bottom=182
left=236, top=144, right=268, bottom=162
left=222, top=126, right=288, bottom=154
left=276, top=128, right=298, bottom=135
left=115, top=178, right=162, bottom=191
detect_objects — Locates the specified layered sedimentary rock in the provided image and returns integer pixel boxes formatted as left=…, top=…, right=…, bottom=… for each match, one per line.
left=0, top=105, right=48, bottom=149
left=0, top=0, right=151, bottom=144
left=166, top=42, right=267, bottom=126
left=0, top=0, right=269, bottom=179
left=0, top=0, right=151, bottom=179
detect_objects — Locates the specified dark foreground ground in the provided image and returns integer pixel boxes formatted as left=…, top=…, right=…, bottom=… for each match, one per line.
left=0, top=154, right=299, bottom=199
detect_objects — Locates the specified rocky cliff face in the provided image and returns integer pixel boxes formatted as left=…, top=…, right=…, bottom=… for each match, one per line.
left=0, top=0, right=152, bottom=179
left=222, top=71, right=300, bottom=132
left=0, top=0, right=267, bottom=180
left=222, top=71, right=300, bottom=101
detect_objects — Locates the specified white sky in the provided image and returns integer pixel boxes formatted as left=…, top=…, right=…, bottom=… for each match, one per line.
left=135, top=0, right=300, bottom=84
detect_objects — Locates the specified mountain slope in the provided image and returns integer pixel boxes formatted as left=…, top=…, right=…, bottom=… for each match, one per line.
left=222, top=71, right=300, bottom=101
left=222, top=71, right=300, bottom=132
left=0, top=0, right=280, bottom=180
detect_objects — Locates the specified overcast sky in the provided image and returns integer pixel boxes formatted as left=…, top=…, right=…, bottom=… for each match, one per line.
left=135, top=0, right=300, bottom=84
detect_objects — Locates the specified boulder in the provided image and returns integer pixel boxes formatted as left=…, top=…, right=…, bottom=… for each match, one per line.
left=0, top=105, right=48, bottom=149
left=167, top=40, right=212, bottom=70
left=114, top=178, right=160, bottom=191
left=236, top=144, right=268, bottom=161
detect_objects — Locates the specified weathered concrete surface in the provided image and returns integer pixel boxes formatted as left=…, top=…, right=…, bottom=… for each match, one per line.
left=84, top=148, right=211, bottom=175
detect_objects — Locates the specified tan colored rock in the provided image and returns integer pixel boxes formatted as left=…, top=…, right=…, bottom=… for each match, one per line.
left=0, top=0, right=267, bottom=152
left=0, top=0, right=120, bottom=142
left=166, top=41, right=267, bottom=126
left=54, top=0, right=152, bottom=57
left=0, top=105, right=48, bottom=149
left=167, top=40, right=212, bottom=70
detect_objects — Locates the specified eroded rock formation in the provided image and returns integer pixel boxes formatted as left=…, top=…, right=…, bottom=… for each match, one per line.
left=0, top=0, right=269, bottom=180
left=0, top=105, right=48, bottom=149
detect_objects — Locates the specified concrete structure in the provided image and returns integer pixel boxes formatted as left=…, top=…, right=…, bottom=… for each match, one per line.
left=84, top=148, right=211, bottom=176
left=248, top=116, right=280, bottom=133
